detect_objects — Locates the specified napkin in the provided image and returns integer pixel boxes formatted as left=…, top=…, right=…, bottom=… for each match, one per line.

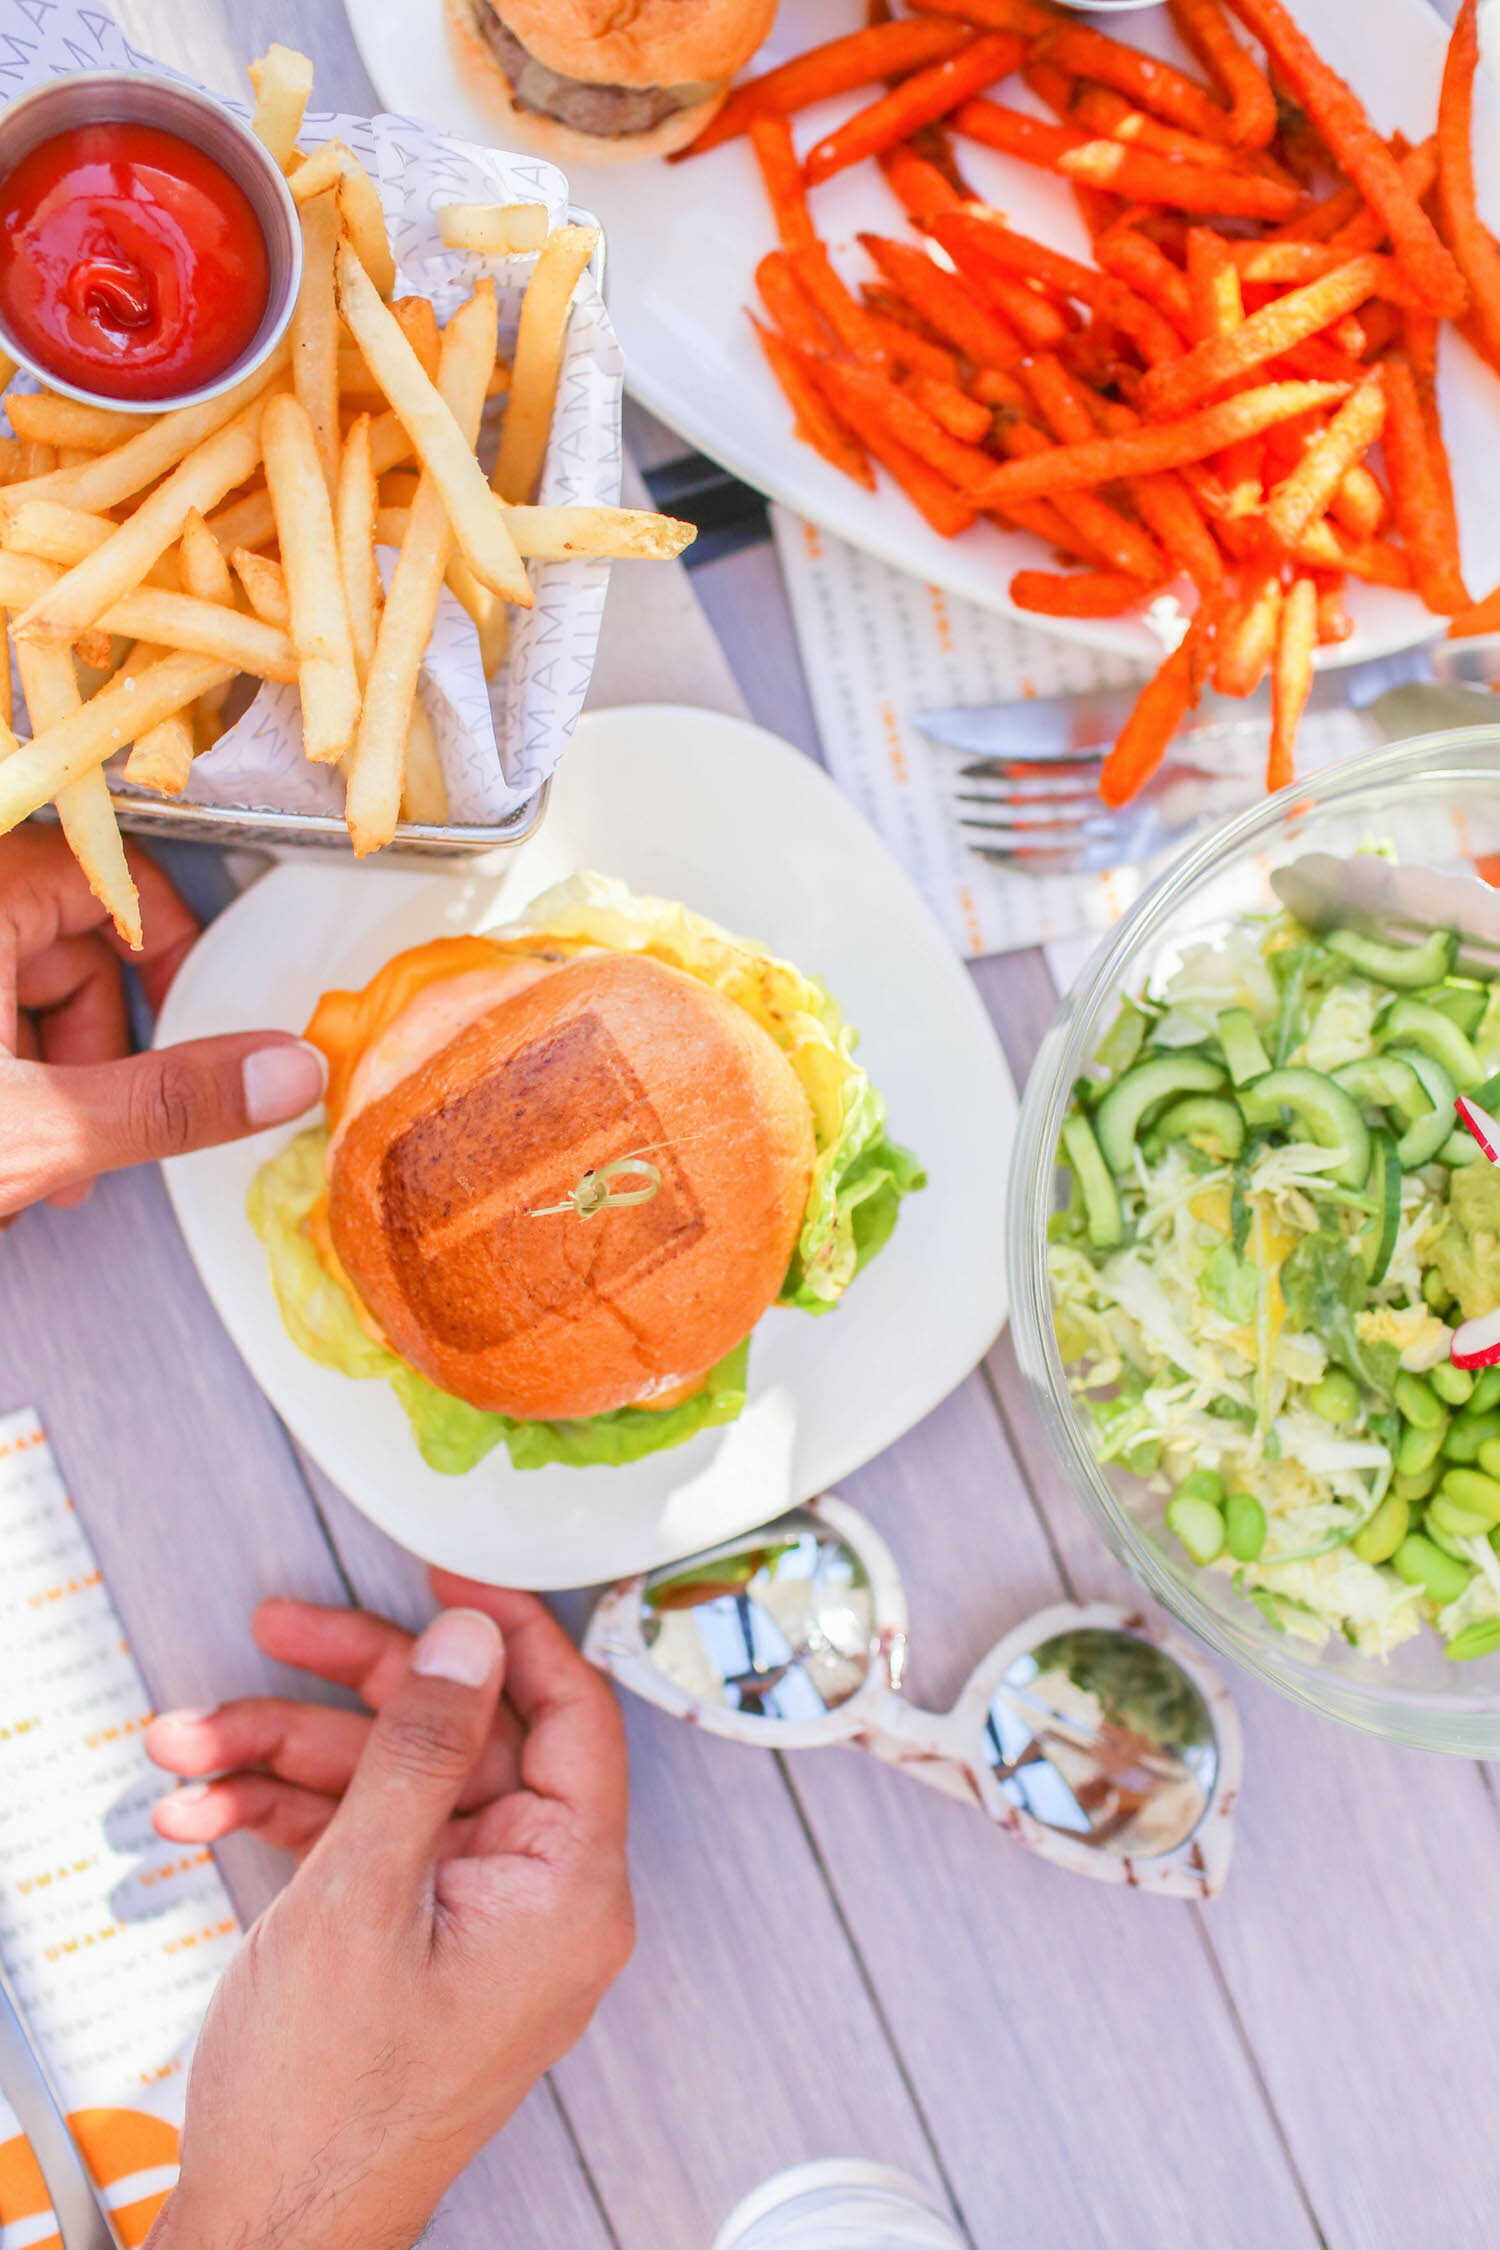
left=0, top=1409, right=240, bottom=2250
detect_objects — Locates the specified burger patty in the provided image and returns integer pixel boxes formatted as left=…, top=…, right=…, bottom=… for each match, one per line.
left=477, top=9, right=715, bottom=137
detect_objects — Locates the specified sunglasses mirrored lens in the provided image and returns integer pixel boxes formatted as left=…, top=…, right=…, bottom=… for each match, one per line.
left=981, top=1628, right=1217, bottom=1859
left=642, top=1514, right=876, bottom=1720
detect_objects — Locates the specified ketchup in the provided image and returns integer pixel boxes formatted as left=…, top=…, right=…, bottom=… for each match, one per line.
left=0, top=122, right=269, bottom=401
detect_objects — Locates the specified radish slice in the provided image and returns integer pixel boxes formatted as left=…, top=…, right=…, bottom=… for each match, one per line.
left=1453, top=1307, right=1500, bottom=1368
left=1456, top=1095, right=1500, bottom=1165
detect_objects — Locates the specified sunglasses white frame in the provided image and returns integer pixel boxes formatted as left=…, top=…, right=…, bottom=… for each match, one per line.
left=585, top=1494, right=1242, bottom=1900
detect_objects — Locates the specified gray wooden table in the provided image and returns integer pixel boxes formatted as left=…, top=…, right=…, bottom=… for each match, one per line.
left=7, top=4, right=1500, bottom=2245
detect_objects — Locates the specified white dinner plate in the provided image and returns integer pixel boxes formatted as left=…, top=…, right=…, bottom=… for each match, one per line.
left=156, top=707, right=1016, bottom=1589
left=343, top=0, right=1500, bottom=666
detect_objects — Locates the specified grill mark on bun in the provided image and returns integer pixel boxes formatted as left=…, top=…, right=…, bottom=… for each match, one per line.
left=379, top=1010, right=705, bottom=1353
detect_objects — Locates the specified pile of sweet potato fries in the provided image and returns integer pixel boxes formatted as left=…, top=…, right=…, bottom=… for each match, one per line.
left=678, top=0, right=1500, bottom=806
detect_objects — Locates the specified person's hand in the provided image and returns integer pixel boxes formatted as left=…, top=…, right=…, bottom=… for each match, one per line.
left=0, top=824, right=326, bottom=1218
left=142, top=1575, right=633, bottom=2250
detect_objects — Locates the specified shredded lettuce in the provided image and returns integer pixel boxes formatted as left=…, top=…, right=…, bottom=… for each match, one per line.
left=249, top=1130, right=750, bottom=1475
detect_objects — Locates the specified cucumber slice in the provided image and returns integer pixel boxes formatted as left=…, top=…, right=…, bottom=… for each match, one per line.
left=1327, top=926, right=1458, bottom=988
left=1143, top=1094, right=1245, bottom=1164
left=1384, top=1044, right=1457, bottom=1168
left=1416, top=984, right=1487, bottom=1037
left=1165, top=1493, right=1225, bottom=1565
left=1094, top=1054, right=1227, bottom=1175
left=1439, top=1129, right=1483, bottom=1167
left=1236, top=1066, right=1372, bottom=1188
left=1332, top=1054, right=1430, bottom=1127
left=1061, top=1112, right=1123, bottom=1251
left=1378, top=996, right=1484, bottom=1093
left=1216, top=1007, right=1271, bottom=1086
left=1362, top=1129, right=1401, bottom=1285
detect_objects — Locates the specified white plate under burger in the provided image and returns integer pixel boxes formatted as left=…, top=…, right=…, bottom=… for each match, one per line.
left=342, top=0, right=1500, bottom=668
left=156, top=706, right=1016, bottom=1589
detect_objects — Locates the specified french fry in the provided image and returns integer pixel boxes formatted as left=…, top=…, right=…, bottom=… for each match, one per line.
left=1381, top=353, right=1470, bottom=613
left=677, top=19, right=973, bottom=157
left=1229, top=0, right=1467, bottom=316
left=0, top=342, right=287, bottom=520
left=11, top=399, right=270, bottom=646
left=5, top=396, right=154, bottom=449
left=346, top=282, right=498, bottom=854
left=1268, top=572, right=1316, bottom=790
left=203, top=485, right=278, bottom=555
left=972, top=379, right=1347, bottom=505
left=398, top=693, right=448, bottom=826
left=1437, top=0, right=1500, bottom=371
left=0, top=552, right=296, bottom=677
left=1099, top=596, right=1221, bottom=805
left=248, top=44, right=313, bottom=171
left=1138, top=255, right=1386, bottom=418
left=336, top=412, right=381, bottom=684
left=262, top=392, right=362, bottom=757
left=230, top=547, right=288, bottom=627
left=749, top=115, right=819, bottom=256
left=0, top=649, right=233, bottom=831
left=751, top=321, right=875, bottom=489
left=1264, top=368, right=1385, bottom=549
left=1, top=500, right=182, bottom=587
left=292, top=189, right=341, bottom=497
left=120, top=641, right=195, bottom=796
left=1009, top=568, right=1152, bottom=616
left=12, top=636, right=140, bottom=943
left=438, top=202, right=548, bottom=256
left=804, top=34, right=1028, bottom=188
left=334, top=244, right=530, bottom=604
left=1167, top=0, right=1277, bottom=149
left=392, top=298, right=442, bottom=383
left=491, top=225, right=600, bottom=504
left=178, top=507, right=236, bottom=607
left=288, top=140, right=397, bottom=297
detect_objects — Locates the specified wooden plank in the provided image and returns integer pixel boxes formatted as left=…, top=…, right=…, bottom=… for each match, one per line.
left=782, top=1371, right=1321, bottom=2249
left=299, top=1461, right=961, bottom=2250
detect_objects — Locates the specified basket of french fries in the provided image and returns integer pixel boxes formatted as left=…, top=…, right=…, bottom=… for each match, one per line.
left=0, top=13, right=694, bottom=947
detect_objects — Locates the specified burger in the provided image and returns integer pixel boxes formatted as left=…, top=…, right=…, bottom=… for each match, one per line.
left=250, top=874, right=922, bottom=1474
left=445, top=0, right=778, bottom=166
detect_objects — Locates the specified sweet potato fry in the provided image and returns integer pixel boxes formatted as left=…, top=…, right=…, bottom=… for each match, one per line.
left=971, top=380, right=1347, bottom=505
left=860, top=233, right=1023, bottom=369
left=1294, top=522, right=1412, bottom=587
left=878, top=142, right=965, bottom=227
left=813, top=357, right=996, bottom=494
left=997, top=418, right=1166, bottom=580
left=952, top=99, right=1087, bottom=170
left=858, top=285, right=964, bottom=381
left=1009, top=568, right=1150, bottom=617
left=1328, top=461, right=1385, bottom=542
left=1268, top=573, right=1316, bottom=791
left=1264, top=367, right=1385, bottom=549
left=1099, top=597, right=1221, bottom=806
left=1056, top=142, right=1302, bottom=222
left=906, top=0, right=1055, bottom=31
left=1447, top=581, right=1500, bottom=638
left=1038, top=23, right=1233, bottom=142
left=751, top=320, right=874, bottom=489
left=1381, top=352, right=1470, bottom=612
left=1139, top=254, right=1386, bottom=418
left=1214, top=562, right=1283, bottom=696
left=1437, top=0, right=1500, bottom=369
left=851, top=417, right=976, bottom=538
left=1093, top=227, right=1195, bottom=341
left=1069, top=84, right=1253, bottom=176
left=1168, top=0, right=1277, bottom=149
left=678, top=19, right=973, bottom=157
left=1128, top=468, right=1227, bottom=593
left=1228, top=0, right=1467, bottom=316
left=1185, top=227, right=1243, bottom=341
left=792, top=246, right=894, bottom=365
left=750, top=116, right=817, bottom=256
left=1329, top=139, right=1437, bottom=255
left=805, top=33, right=1027, bottom=186
left=902, top=374, right=991, bottom=443
left=755, top=250, right=837, bottom=357
left=930, top=209, right=1179, bottom=362
left=1314, top=573, right=1353, bottom=643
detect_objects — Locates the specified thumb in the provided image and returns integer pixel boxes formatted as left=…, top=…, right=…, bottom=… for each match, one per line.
left=329, top=1609, right=506, bottom=1895
left=0, top=1033, right=326, bottom=1210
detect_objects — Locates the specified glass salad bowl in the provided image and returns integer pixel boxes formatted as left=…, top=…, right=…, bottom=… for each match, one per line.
left=1008, top=727, right=1500, bottom=1756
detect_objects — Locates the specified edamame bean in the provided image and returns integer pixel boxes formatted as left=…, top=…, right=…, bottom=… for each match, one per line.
left=1423, top=1266, right=1455, bottom=1313
left=1175, top=1468, right=1226, bottom=1508
left=1478, top=1438, right=1500, bottom=1483
left=1392, top=1465, right=1442, bottom=1501
left=1393, top=1533, right=1475, bottom=1605
left=1308, top=1369, right=1360, bottom=1425
left=1395, top=1372, right=1444, bottom=1429
left=1165, top=1493, right=1224, bottom=1565
left=1441, top=1410, right=1500, bottom=1463
left=1429, top=1494, right=1494, bottom=1542
left=1431, top=1361, right=1475, bottom=1407
left=1439, top=1468, right=1500, bottom=1525
left=1471, top=1366, right=1500, bottom=1417
left=1224, top=1490, right=1267, bottom=1563
left=1396, top=1415, right=1450, bottom=1478
left=1353, top=1493, right=1409, bottom=1565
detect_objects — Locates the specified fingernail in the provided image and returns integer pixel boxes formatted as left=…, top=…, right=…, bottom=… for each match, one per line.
left=170, top=1782, right=211, bottom=1805
left=412, top=1607, right=502, bottom=1688
left=154, top=1706, right=216, bottom=1728
left=243, top=1039, right=328, bottom=1128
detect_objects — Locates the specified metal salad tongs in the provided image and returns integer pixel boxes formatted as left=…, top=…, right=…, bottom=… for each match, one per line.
left=0, top=1954, right=117, bottom=2248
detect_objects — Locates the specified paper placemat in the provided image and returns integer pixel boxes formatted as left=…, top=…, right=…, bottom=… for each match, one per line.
left=0, top=1410, right=239, bottom=2250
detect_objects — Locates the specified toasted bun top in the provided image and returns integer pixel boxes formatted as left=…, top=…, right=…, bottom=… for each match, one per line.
left=329, top=950, right=815, bottom=1423
left=492, top=0, right=777, bottom=89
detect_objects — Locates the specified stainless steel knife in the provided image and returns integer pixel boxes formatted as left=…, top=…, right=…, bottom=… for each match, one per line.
left=0, top=1957, right=118, bottom=2249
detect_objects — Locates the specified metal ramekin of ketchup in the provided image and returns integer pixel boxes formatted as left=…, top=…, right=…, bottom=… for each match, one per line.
left=0, top=73, right=301, bottom=412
